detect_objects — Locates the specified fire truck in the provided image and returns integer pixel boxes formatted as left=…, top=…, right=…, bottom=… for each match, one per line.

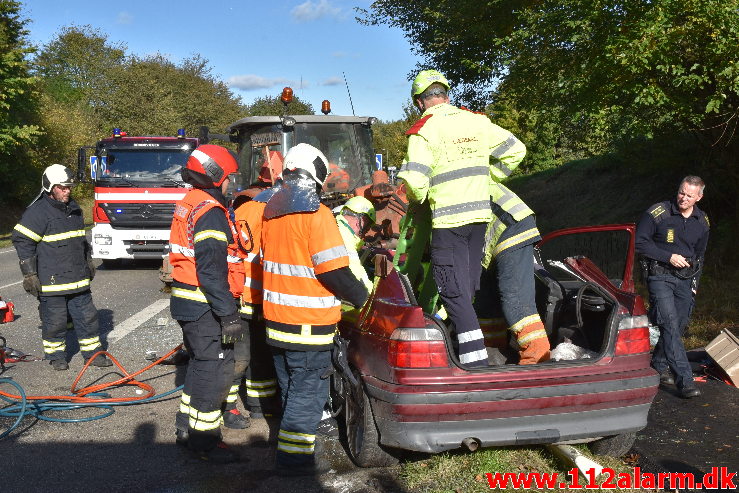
left=77, top=128, right=199, bottom=265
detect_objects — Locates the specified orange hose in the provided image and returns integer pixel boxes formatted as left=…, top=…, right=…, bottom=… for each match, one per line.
left=0, top=344, right=183, bottom=403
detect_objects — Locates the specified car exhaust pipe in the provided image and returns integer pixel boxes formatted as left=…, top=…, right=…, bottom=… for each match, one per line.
left=461, top=437, right=481, bottom=452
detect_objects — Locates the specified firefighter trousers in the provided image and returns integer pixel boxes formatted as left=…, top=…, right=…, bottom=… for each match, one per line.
left=225, top=318, right=250, bottom=412
left=271, top=347, right=331, bottom=467
left=39, top=291, right=101, bottom=361
left=176, top=310, right=235, bottom=451
left=431, top=223, right=488, bottom=367
left=244, top=317, right=280, bottom=413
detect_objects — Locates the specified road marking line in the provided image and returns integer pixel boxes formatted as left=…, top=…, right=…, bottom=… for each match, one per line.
left=107, top=298, right=170, bottom=344
left=0, top=281, right=21, bottom=289
left=0, top=248, right=16, bottom=255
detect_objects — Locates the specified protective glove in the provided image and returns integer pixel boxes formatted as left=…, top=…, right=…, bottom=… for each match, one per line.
left=87, top=255, right=96, bottom=281
left=22, top=274, right=41, bottom=298
left=19, top=257, right=41, bottom=297
left=220, top=313, right=244, bottom=344
left=515, top=322, right=551, bottom=365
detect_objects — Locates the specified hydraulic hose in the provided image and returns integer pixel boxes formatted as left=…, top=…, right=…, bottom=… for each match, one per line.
left=0, top=344, right=185, bottom=438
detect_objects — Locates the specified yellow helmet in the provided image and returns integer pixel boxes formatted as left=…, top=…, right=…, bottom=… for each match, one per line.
left=411, top=69, right=450, bottom=99
left=343, top=196, right=376, bottom=223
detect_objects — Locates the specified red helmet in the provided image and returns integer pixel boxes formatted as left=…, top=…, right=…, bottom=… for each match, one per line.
left=184, top=144, right=238, bottom=188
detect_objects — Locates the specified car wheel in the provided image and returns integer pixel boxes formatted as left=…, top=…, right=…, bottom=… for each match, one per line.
left=345, top=382, right=399, bottom=467
left=588, top=432, right=637, bottom=457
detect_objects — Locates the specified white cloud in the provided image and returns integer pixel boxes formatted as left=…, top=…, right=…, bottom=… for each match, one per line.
left=116, top=11, right=133, bottom=25
left=291, top=0, right=342, bottom=22
left=322, top=77, right=343, bottom=86
left=228, top=74, right=308, bottom=91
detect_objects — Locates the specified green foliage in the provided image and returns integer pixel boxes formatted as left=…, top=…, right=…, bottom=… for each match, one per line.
left=372, top=100, right=419, bottom=169
left=245, top=94, right=314, bottom=116
left=362, top=0, right=739, bottom=235
left=0, top=0, right=42, bottom=202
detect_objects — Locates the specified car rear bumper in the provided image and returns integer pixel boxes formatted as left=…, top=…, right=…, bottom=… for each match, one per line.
left=364, top=370, right=658, bottom=453
left=374, top=403, right=651, bottom=453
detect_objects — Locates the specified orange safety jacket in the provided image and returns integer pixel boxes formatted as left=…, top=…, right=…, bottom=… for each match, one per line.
left=169, top=189, right=243, bottom=307
left=261, top=204, right=350, bottom=351
left=234, top=199, right=266, bottom=318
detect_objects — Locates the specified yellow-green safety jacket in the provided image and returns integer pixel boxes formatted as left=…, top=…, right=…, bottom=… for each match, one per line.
left=336, top=214, right=373, bottom=292
left=398, top=103, right=527, bottom=229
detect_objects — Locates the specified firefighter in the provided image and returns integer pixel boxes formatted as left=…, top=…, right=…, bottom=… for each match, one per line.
left=335, top=196, right=375, bottom=292
left=232, top=181, right=283, bottom=419
left=261, top=143, right=368, bottom=475
left=636, top=176, right=709, bottom=399
left=398, top=69, right=549, bottom=367
left=168, top=144, right=244, bottom=463
left=12, top=164, right=112, bottom=371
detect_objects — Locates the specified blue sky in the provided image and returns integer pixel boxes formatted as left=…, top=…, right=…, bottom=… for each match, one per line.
left=20, top=0, right=422, bottom=122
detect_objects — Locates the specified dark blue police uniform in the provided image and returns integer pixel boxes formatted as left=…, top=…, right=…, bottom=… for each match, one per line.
left=635, top=200, right=709, bottom=392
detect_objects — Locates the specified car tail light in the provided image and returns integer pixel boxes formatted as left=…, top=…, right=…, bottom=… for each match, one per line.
left=615, top=315, right=650, bottom=355
left=93, top=204, right=110, bottom=223
left=388, top=327, right=449, bottom=368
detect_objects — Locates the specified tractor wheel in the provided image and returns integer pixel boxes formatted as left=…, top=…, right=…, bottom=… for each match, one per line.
left=588, top=432, right=637, bottom=457
left=345, top=382, right=398, bottom=468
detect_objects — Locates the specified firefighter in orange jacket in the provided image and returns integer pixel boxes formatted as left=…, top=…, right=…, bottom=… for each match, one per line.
left=261, top=143, right=368, bottom=475
left=168, top=144, right=244, bottom=463
left=232, top=181, right=283, bottom=418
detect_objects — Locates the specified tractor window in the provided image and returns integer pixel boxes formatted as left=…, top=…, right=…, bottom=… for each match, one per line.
left=293, top=123, right=373, bottom=194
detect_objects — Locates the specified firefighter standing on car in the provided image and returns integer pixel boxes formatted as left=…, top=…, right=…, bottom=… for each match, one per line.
left=168, top=145, right=245, bottom=463
left=636, top=175, right=709, bottom=399
left=261, top=143, right=368, bottom=475
left=398, top=69, right=549, bottom=367
left=232, top=175, right=283, bottom=419
left=12, top=164, right=112, bottom=371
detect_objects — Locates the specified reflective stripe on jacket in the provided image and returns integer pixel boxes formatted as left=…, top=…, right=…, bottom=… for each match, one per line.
left=261, top=204, right=349, bottom=350
left=11, top=195, right=92, bottom=296
left=398, top=103, right=526, bottom=228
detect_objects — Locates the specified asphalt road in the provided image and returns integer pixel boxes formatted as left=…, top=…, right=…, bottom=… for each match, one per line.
left=0, top=249, right=401, bottom=493
left=1, top=247, right=737, bottom=492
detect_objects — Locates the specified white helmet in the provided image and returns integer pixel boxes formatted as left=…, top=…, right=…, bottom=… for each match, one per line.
left=282, top=143, right=329, bottom=187
left=42, top=164, right=76, bottom=192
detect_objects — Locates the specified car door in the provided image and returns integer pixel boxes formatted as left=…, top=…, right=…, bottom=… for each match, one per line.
left=535, top=223, right=637, bottom=293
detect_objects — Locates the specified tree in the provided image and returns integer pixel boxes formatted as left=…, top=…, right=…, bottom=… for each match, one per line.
left=33, top=25, right=126, bottom=109
left=361, top=0, right=739, bottom=232
left=0, top=0, right=41, bottom=202
left=245, top=94, right=314, bottom=116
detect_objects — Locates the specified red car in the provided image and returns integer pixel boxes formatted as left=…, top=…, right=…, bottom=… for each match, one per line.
left=331, top=223, right=658, bottom=467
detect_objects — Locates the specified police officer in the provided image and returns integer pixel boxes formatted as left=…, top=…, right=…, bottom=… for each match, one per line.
left=12, top=164, right=112, bottom=371
left=261, top=143, right=368, bottom=475
left=168, top=145, right=244, bottom=463
left=398, top=69, right=548, bottom=367
left=636, top=175, right=709, bottom=399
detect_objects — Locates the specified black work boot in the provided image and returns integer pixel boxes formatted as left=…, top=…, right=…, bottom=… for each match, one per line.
left=85, top=355, right=113, bottom=367
left=222, top=409, right=251, bottom=429
left=191, top=442, right=241, bottom=464
left=175, top=428, right=189, bottom=447
left=50, top=359, right=69, bottom=371
left=658, top=370, right=675, bottom=386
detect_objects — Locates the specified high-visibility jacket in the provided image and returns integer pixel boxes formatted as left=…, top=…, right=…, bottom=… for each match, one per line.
left=398, top=103, right=526, bottom=229
left=234, top=199, right=267, bottom=318
left=261, top=204, right=350, bottom=351
left=336, top=214, right=373, bottom=291
left=169, top=188, right=242, bottom=320
left=481, top=182, right=540, bottom=267
left=12, top=195, right=92, bottom=296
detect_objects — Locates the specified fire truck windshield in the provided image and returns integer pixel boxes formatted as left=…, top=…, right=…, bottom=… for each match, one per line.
left=96, top=148, right=189, bottom=185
